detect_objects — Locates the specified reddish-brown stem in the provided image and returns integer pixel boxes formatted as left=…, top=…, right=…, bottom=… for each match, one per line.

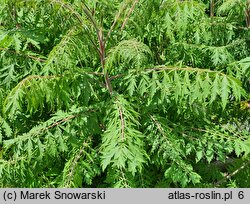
left=52, top=0, right=100, bottom=54
left=81, top=3, right=113, bottom=95
left=53, top=0, right=113, bottom=94
left=121, top=0, right=138, bottom=30
left=97, top=29, right=113, bottom=94
left=105, top=1, right=129, bottom=45
left=45, top=114, right=78, bottom=130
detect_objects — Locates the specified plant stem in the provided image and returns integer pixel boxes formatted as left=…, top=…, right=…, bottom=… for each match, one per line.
left=245, top=0, right=250, bottom=27
left=97, top=29, right=113, bottom=95
left=81, top=3, right=113, bottom=95
left=121, top=0, right=138, bottom=31
left=105, top=1, right=127, bottom=45
left=215, top=160, right=250, bottom=186
left=210, top=0, right=214, bottom=17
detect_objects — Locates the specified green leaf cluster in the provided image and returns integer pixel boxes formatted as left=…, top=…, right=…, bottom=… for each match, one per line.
left=0, top=0, right=249, bottom=187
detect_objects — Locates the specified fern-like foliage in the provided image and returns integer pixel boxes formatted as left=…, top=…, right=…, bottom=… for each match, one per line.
left=100, top=94, right=147, bottom=175
left=122, top=65, right=245, bottom=110
left=0, top=0, right=250, bottom=188
left=106, top=39, right=152, bottom=73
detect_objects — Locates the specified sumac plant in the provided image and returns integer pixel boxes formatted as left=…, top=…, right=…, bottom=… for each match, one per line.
left=0, top=0, right=250, bottom=187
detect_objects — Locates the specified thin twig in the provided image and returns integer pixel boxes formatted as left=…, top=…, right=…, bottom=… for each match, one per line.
left=0, top=47, right=46, bottom=62
left=27, top=55, right=46, bottom=62
left=51, top=0, right=113, bottom=94
left=105, top=1, right=129, bottom=44
left=87, top=71, right=104, bottom=76
left=17, top=75, right=59, bottom=88
left=245, top=0, right=250, bottom=27
left=215, top=160, right=250, bottom=186
left=144, top=66, right=227, bottom=76
left=210, top=0, right=214, bottom=17
left=82, top=2, right=113, bottom=95
left=118, top=102, right=125, bottom=141
left=65, top=140, right=89, bottom=187
left=80, top=1, right=114, bottom=94
left=121, top=0, right=138, bottom=31
left=109, top=74, right=125, bottom=80
left=51, top=0, right=100, bottom=55
left=149, top=115, right=165, bottom=136
left=45, top=114, right=79, bottom=130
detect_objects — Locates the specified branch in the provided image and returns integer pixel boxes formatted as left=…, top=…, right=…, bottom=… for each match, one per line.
left=107, top=64, right=227, bottom=81
left=121, top=0, right=139, bottom=31
left=149, top=115, right=165, bottom=136
left=245, top=0, right=250, bottom=27
left=210, top=0, right=214, bottom=17
left=45, top=114, right=79, bottom=131
left=144, top=66, right=227, bottom=76
left=82, top=2, right=113, bottom=95
left=64, top=140, right=90, bottom=187
left=50, top=0, right=100, bottom=55
left=0, top=47, right=46, bottom=62
left=17, top=75, right=60, bottom=89
left=214, top=160, right=250, bottom=186
left=105, top=1, right=130, bottom=45
left=119, top=109, right=125, bottom=141
left=2, top=112, right=82, bottom=150
left=117, top=100, right=125, bottom=141
left=109, top=74, right=125, bottom=81
left=27, top=54, right=46, bottom=62
left=87, top=71, right=104, bottom=76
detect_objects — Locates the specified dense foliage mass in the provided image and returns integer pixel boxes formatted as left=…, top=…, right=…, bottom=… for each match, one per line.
left=0, top=0, right=250, bottom=187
